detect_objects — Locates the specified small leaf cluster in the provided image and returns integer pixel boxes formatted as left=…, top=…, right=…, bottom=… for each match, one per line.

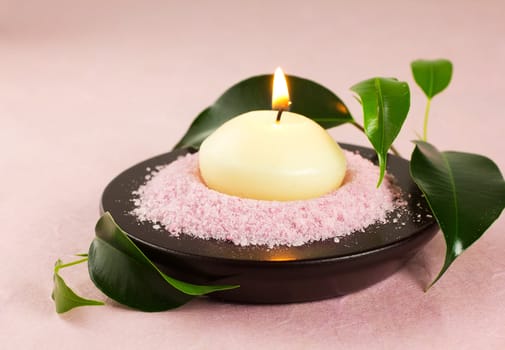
left=52, top=213, right=237, bottom=313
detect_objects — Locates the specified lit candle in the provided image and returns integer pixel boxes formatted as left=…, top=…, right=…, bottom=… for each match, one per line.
left=198, top=68, right=347, bottom=201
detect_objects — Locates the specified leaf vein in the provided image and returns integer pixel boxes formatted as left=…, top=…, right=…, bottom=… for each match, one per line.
left=440, top=152, right=459, bottom=246
left=374, top=78, right=385, bottom=153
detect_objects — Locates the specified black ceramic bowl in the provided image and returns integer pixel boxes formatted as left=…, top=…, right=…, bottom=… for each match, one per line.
left=100, top=144, right=438, bottom=303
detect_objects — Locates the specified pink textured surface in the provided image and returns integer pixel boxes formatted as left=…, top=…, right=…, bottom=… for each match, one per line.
left=1, top=0, right=505, bottom=349
left=133, top=152, right=401, bottom=247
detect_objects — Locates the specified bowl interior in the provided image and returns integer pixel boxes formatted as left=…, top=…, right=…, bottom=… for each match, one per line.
left=100, top=143, right=437, bottom=263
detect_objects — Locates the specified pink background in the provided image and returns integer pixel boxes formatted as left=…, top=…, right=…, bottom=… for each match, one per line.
left=2, top=0, right=505, bottom=348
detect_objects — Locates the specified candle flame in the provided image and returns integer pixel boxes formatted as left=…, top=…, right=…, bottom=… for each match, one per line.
left=272, top=67, right=291, bottom=110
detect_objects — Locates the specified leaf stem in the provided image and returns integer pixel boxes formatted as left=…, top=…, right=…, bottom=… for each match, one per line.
left=423, top=98, right=432, bottom=141
left=351, top=121, right=401, bottom=157
left=56, top=257, right=88, bottom=271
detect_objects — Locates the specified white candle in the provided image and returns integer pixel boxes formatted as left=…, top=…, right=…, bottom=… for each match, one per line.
left=198, top=68, right=347, bottom=201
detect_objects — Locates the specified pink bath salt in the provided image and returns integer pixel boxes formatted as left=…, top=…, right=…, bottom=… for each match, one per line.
left=131, top=151, right=403, bottom=248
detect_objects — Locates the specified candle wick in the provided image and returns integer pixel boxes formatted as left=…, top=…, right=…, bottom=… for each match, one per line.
left=276, top=109, right=284, bottom=123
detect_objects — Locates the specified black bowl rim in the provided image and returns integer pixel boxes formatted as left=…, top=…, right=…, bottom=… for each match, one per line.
left=100, top=143, right=438, bottom=266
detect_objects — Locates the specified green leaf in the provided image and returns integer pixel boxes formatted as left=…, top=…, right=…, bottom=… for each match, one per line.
left=411, top=59, right=453, bottom=141
left=410, top=141, right=505, bottom=287
left=173, top=74, right=354, bottom=150
left=350, top=77, right=410, bottom=186
left=88, top=212, right=238, bottom=312
left=411, top=59, right=453, bottom=98
left=52, top=258, right=104, bottom=313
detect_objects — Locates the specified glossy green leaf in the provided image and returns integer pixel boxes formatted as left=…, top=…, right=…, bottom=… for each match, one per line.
left=411, top=59, right=453, bottom=98
left=350, top=77, right=410, bottom=186
left=173, top=74, right=354, bottom=150
left=411, top=59, right=453, bottom=141
left=88, top=212, right=238, bottom=312
left=410, top=141, right=505, bottom=287
left=52, top=258, right=104, bottom=313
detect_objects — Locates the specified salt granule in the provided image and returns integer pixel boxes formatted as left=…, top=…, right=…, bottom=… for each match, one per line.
left=132, top=151, right=403, bottom=247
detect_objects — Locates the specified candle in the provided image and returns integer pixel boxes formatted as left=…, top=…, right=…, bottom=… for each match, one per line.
left=198, top=68, right=347, bottom=201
